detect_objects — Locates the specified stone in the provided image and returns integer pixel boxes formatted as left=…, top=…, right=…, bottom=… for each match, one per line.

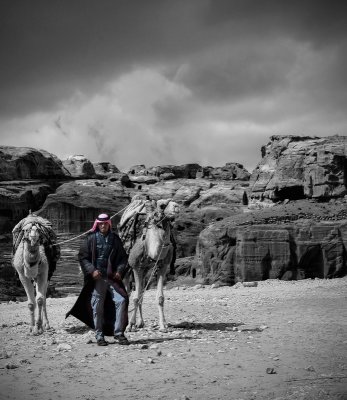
left=62, top=155, right=96, bottom=178
left=0, top=146, right=70, bottom=181
left=249, top=135, right=347, bottom=201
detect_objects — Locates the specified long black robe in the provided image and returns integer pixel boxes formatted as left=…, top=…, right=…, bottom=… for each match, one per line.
left=65, top=231, right=129, bottom=336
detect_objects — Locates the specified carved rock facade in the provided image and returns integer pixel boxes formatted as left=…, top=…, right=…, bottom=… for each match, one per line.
left=195, top=200, right=347, bottom=285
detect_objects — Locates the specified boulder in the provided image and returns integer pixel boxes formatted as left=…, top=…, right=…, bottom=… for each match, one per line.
left=93, top=162, right=120, bottom=176
left=62, top=155, right=96, bottom=178
left=249, top=135, right=347, bottom=201
left=200, top=163, right=251, bottom=181
left=0, top=146, right=70, bottom=181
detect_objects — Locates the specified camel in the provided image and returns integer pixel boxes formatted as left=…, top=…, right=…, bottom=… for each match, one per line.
left=118, top=196, right=180, bottom=332
left=12, top=213, right=60, bottom=334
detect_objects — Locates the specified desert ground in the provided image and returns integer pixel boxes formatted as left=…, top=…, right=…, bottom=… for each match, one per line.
left=0, top=277, right=346, bottom=400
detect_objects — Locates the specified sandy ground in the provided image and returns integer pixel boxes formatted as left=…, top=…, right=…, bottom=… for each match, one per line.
left=0, top=278, right=347, bottom=400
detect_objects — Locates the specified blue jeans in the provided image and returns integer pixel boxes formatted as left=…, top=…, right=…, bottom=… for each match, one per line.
left=91, top=279, right=128, bottom=340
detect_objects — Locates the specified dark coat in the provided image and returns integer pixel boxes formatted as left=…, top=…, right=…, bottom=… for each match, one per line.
left=66, top=231, right=129, bottom=335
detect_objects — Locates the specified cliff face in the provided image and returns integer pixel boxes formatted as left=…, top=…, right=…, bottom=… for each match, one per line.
left=1, top=137, right=347, bottom=300
left=195, top=199, right=347, bottom=285
left=249, top=135, right=347, bottom=201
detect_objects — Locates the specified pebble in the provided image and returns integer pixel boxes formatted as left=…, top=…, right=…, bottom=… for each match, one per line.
left=0, top=349, right=11, bottom=359
left=57, top=343, right=72, bottom=352
left=6, top=363, right=19, bottom=369
left=266, top=367, right=276, bottom=374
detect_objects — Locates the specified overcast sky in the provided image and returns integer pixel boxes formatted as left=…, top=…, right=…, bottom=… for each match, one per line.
left=0, top=1, right=346, bottom=173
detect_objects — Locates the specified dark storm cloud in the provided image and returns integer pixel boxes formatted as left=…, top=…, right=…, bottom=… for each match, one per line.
left=205, top=0, right=347, bottom=46
left=0, top=0, right=206, bottom=116
left=0, top=1, right=346, bottom=172
left=1, top=0, right=346, bottom=117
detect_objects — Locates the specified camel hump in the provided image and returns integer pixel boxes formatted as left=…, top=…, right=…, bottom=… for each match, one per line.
left=12, top=213, right=61, bottom=280
left=118, top=197, right=148, bottom=254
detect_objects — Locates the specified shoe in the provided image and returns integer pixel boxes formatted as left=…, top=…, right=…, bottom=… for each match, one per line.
left=114, top=334, right=130, bottom=345
left=97, top=337, right=108, bottom=346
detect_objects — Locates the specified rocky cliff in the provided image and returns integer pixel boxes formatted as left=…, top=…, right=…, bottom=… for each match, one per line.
left=1, top=135, right=347, bottom=300
left=195, top=199, right=347, bottom=285
left=249, top=135, right=347, bottom=201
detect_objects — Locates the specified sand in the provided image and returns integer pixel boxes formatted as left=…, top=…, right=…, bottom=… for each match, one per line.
left=0, top=277, right=347, bottom=400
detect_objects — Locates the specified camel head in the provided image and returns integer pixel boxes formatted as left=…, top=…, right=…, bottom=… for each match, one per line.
left=24, top=224, right=41, bottom=247
left=163, top=200, right=180, bottom=221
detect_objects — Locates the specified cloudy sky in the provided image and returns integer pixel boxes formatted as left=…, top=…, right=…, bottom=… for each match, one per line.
left=0, top=1, right=346, bottom=173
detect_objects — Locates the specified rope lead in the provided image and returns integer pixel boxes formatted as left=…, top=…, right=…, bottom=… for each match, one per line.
left=53, top=204, right=129, bottom=246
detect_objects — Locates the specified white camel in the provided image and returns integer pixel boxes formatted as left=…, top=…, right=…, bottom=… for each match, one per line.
left=119, top=196, right=180, bottom=332
left=12, top=213, right=60, bottom=334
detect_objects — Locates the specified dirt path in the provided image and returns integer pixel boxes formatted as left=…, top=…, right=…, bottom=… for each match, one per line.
left=0, top=278, right=347, bottom=400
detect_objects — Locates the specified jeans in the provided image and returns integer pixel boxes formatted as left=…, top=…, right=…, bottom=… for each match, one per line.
left=91, top=278, right=128, bottom=340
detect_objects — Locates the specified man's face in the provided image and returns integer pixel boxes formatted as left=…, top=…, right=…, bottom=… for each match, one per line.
left=98, top=222, right=110, bottom=235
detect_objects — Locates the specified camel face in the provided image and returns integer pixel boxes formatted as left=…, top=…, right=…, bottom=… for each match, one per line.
left=164, top=201, right=180, bottom=220
left=27, top=225, right=40, bottom=247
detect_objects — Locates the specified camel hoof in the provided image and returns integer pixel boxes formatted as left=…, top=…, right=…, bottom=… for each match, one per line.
left=159, top=327, right=168, bottom=333
left=33, top=326, right=43, bottom=335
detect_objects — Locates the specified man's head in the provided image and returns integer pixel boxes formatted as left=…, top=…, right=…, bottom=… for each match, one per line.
left=90, top=213, right=112, bottom=234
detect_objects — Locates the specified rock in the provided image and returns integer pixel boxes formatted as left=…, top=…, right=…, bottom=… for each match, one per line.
left=0, top=146, right=70, bottom=180
left=266, top=367, right=276, bottom=374
left=195, top=204, right=347, bottom=285
left=5, top=363, right=19, bottom=369
left=93, top=162, right=120, bottom=176
left=57, top=343, right=72, bottom=352
left=62, top=155, right=96, bottom=178
left=249, top=135, right=347, bottom=201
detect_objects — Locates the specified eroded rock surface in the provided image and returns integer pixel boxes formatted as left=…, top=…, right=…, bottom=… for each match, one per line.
left=195, top=199, right=347, bottom=285
left=0, top=146, right=69, bottom=181
left=249, top=135, right=347, bottom=200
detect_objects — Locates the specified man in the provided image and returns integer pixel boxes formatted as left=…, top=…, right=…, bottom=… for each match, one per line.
left=66, top=213, right=129, bottom=346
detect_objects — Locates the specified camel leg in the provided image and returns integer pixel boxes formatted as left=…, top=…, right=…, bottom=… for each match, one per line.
left=41, top=280, right=50, bottom=331
left=128, top=268, right=144, bottom=331
left=157, top=260, right=169, bottom=333
left=17, top=272, right=36, bottom=333
left=34, top=268, right=49, bottom=335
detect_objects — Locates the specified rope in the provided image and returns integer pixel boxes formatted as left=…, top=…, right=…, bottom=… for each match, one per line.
left=53, top=204, right=129, bottom=246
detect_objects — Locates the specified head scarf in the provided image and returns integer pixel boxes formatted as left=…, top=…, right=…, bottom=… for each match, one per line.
left=90, top=213, right=112, bottom=232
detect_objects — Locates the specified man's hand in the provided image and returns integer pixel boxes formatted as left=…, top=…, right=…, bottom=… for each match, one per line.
left=92, top=270, right=102, bottom=280
left=113, top=272, right=122, bottom=281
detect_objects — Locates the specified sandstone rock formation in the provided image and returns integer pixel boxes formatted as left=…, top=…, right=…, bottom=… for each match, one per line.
left=62, top=155, right=96, bottom=178
left=127, top=162, right=250, bottom=181
left=0, top=146, right=69, bottom=181
left=195, top=199, right=347, bottom=285
left=1, top=136, right=347, bottom=300
left=0, top=147, right=70, bottom=233
left=93, top=161, right=120, bottom=176
left=249, top=135, right=347, bottom=200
